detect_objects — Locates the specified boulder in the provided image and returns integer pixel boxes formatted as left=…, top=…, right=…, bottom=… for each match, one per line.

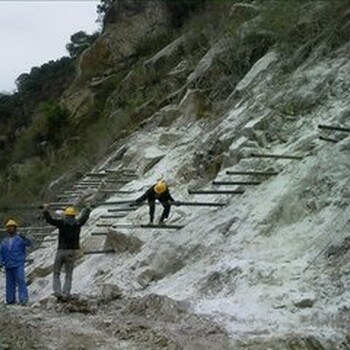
left=106, top=229, right=143, bottom=254
left=158, top=131, right=182, bottom=146
left=233, top=51, right=279, bottom=94
left=187, top=38, right=231, bottom=85
left=137, top=268, right=156, bottom=288
left=293, top=293, right=316, bottom=308
left=100, top=284, right=123, bottom=302
left=153, top=105, right=180, bottom=127
left=179, top=89, right=206, bottom=121
left=136, top=244, right=186, bottom=288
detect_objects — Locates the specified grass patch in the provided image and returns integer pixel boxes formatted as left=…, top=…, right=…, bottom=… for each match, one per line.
left=257, top=0, right=350, bottom=58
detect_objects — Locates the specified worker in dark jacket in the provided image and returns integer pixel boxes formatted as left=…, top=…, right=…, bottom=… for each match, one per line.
left=0, top=219, right=31, bottom=305
left=42, top=204, right=91, bottom=300
left=133, top=181, right=175, bottom=225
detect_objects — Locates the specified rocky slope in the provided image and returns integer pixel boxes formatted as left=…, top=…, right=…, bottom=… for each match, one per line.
left=1, top=1, right=350, bottom=349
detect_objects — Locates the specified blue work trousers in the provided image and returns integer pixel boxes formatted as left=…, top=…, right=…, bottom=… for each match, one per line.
left=5, top=265, right=28, bottom=304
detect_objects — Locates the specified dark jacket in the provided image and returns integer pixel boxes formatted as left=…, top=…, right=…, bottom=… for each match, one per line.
left=135, top=185, right=175, bottom=204
left=43, top=209, right=91, bottom=249
left=0, top=233, right=32, bottom=268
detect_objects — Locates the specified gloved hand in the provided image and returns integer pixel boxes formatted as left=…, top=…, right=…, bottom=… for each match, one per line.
left=19, top=233, right=26, bottom=239
left=41, top=203, right=49, bottom=211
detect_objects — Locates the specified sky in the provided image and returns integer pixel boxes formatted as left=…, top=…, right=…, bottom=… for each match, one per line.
left=0, top=0, right=100, bottom=93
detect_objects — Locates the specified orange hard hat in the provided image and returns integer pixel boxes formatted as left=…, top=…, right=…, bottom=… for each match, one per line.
left=154, top=181, right=167, bottom=195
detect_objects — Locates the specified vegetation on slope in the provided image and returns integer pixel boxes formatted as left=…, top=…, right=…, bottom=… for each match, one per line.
left=0, top=0, right=349, bottom=221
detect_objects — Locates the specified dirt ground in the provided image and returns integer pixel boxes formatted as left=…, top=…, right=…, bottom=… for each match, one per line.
left=0, top=293, right=233, bottom=350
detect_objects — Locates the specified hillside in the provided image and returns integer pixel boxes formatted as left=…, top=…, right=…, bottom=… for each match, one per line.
left=1, top=1, right=350, bottom=349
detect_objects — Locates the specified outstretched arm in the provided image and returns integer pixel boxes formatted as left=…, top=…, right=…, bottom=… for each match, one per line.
left=135, top=188, right=152, bottom=204
left=77, top=208, right=91, bottom=226
left=43, top=205, right=62, bottom=228
left=164, top=189, right=175, bottom=202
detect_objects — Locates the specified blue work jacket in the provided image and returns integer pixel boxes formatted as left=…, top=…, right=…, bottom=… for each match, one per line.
left=0, top=234, right=31, bottom=269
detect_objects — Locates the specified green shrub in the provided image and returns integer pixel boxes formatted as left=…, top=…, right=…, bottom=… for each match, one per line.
left=257, top=0, right=350, bottom=55
left=163, top=0, right=207, bottom=27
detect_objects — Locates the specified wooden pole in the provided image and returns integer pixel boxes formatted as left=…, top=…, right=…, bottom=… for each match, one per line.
left=100, top=215, right=127, bottom=219
left=92, top=224, right=184, bottom=232
left=171, top=201, right=225, bottom=207
left=226, top=170, right=279, bottom=176
left=80, top=179, right=103, bottom=183
left=99, top=200, right=135, bottom=206
left=105, top=169, right=137, bottom=174
left=84, top=250, right=115, bottom=255
left=188, top=189, right=244, bottom=195
left=319, top=136, right=339, bottom=143
left=34, top=238, right=57, bottom=242
left=212, top=181, right=261, bottom=186
left=140, top=224, right=184, bottom=229
left=0, top=226, right=53, bottom=233
left=57, top=194, right=80, bottom=199
left=107, top=208, right=136, bottom=212
left=104, top=180, right=130, bottom=184
left=250, top=153, right=303, bottom=160
left=318, top=124, right=350, bottom=133
left=96, top=223, right=112, bottom=227
left=85, top=173, right=108, bottom=177
left=32, top=233, right=57, bottom=237
left=99, top=190, right=135, bottom=194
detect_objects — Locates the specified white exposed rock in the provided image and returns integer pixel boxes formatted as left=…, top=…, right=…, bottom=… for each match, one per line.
left=293, top=293, right=316, bottom=308
left=105, top=229, right=143, bottom=254
left=187, top=38, right=232, bottom=85
left=234, top=51, right=279, bottom=94
left=178, top=89, right=205, bottom=121
left=151, top=104, right=180, bottom=127
left=158, top=132, right=182, bottom=146
left=100, top=284, right=123, bottom=301
left=137, top=268, right=155, bottom=288
left=15, top=8, right=350, bottom=349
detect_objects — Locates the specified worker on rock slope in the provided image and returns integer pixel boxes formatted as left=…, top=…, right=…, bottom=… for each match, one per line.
left=42, top=203, right=91, bottom=301
left=132, top=180, right=175, bottom=225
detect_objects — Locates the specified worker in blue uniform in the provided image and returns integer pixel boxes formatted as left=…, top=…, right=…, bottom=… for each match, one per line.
left=0, top=219, right=32, bottom=305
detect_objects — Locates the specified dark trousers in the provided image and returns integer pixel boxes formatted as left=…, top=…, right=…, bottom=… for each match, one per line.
left=5, top=265, right=28, bottom=304
left=53, top=249, right=77, bottom=297
left=148, top=199, right=171, bottom=223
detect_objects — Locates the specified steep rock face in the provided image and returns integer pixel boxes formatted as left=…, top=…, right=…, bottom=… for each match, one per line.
left=78, top=0, right=171, bottom=82
left=4, top=2, right=350, bottom=349
left=63, top=0, right=172, bottom=126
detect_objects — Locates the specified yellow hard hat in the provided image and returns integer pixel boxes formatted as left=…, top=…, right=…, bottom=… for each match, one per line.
left=5, top=219, right=18, bottom=228
left=154, top=181, right=167, bottom=195
left=64, top=207, right=77, bottom=216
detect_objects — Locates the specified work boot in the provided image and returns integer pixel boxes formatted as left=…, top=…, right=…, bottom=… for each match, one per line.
left=61, top=294, right=72, bottom=302
left=53, top=292, right=63, bottom=302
